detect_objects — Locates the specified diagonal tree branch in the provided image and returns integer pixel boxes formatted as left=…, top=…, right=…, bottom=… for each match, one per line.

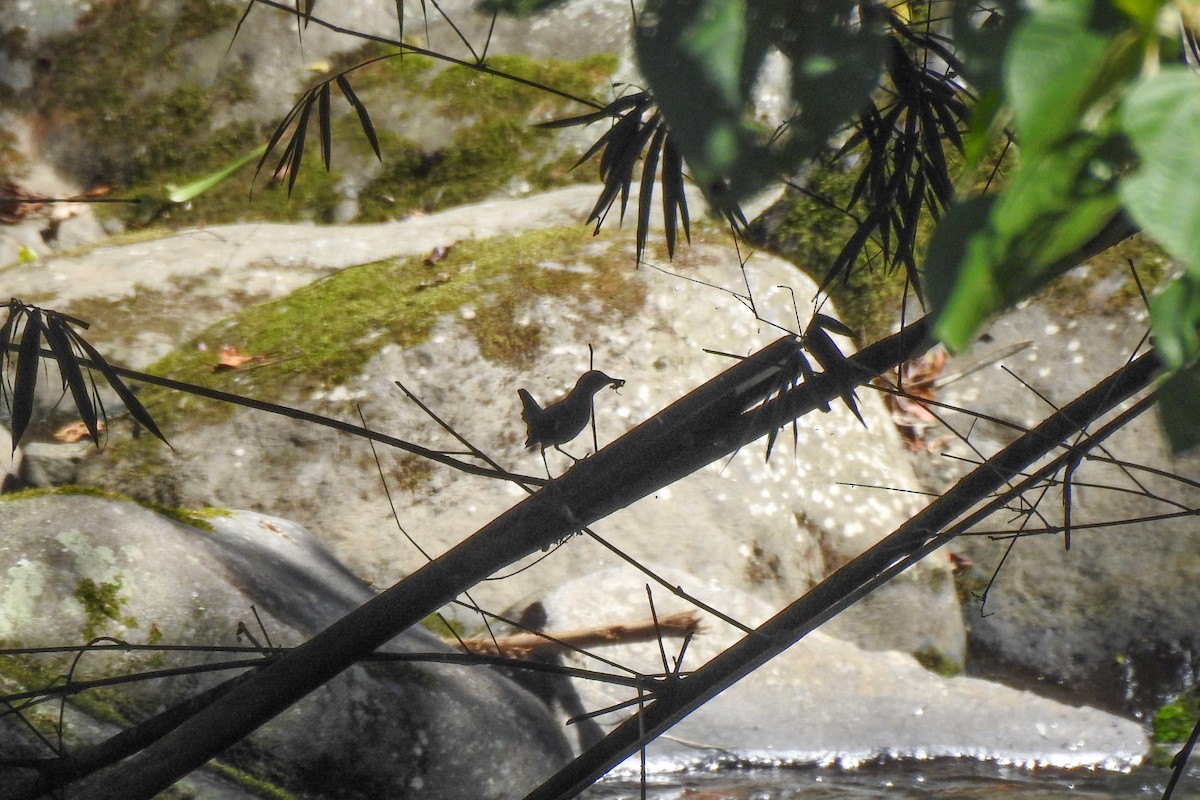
left=57, top=322, right=930, bottom=800
left=524, top=349, right=1159, bottom=800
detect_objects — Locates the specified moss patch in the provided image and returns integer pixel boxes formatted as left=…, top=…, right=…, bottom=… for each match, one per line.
left=74, top=575, right=138, bottom=638
left=208, top=760, right=299, bottom=800
left=1152, top=688, right=1200, bottom=744
left=355, top=52, right=618, bottom=221
left=748, top=160, right=913, bottom=344
left=122, top=225, right=644, bottom=424
left=1038, top=233, right=1172, bottom=318
left=0, top=484, right=229, bottom=532
left=912, top=646, right=963, bottom=678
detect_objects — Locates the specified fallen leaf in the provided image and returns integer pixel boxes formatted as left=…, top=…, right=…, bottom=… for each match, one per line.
left=214, top=345, right=266, bottom=371
left=53, top=419, right=105, bottom=442
left=423, top=244, right=454, bottom=266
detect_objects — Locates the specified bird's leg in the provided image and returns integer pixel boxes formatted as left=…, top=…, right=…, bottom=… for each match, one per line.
left=540, top=448, right=554, bottom=481
left=553, top=444, right=582, bottom=463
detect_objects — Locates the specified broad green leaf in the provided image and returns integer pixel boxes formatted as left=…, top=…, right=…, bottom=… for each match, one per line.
left=1004, top=2, right=1114, bottom=154
left=1120, top=68, right=1200, bottom=270
left=926, top=197, right=1001, bottom=349
left=635, top=0, right=883, bottom=208
left=929, top=135, right=1121, bottom=350
left=1149, top=272, right=1200, bottom=371
left=1156, top=362, right=1200, bottom=453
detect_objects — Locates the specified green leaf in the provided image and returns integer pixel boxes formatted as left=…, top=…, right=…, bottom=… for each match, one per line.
left=1004, top=2, right=1113, bottom=154
left=166, top=146, right=267, bottom=204
left=1157, top=362, right=1200, bottom=454
left=1120, top=67, right=1200, bottom=270
left=928, top=135, right=1121, bottom=350
left=1149, top=272, right=1200, bottom=371
left=926, top=196, right=1001, bottom=350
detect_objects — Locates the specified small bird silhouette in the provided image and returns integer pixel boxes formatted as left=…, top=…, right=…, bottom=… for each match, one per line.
left=519, top=370, right=624, bottom=474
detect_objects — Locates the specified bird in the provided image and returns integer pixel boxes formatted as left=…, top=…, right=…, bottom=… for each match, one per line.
left=518, top=370, right=624, bottom=475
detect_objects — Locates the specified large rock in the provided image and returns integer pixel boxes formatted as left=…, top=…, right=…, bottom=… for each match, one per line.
left=40, top=206, right=967, bottom=665
left=907, top=291, right=1200, bottom=715
left=0, top=493, right=571, bottom=798
left=535, top=567, right=1147, bottom=770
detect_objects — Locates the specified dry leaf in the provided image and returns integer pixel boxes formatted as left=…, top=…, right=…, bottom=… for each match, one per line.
left=423, top=244, right=454, bottom=266
left=53, top=419, right=105, bottom=442
left=214, top=345, right=266, bottom=371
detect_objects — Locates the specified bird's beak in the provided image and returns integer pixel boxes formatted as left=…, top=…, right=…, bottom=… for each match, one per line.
left=610, top=378, right=625, bottom=393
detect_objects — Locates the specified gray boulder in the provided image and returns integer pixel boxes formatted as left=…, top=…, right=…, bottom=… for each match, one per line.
left=44, top=207, right=966, bottom=666
left=535, top=567, right=1147, bottom=770
left=0, top=492, right=571, bottom=799
left=908, top=292, right=1200, bottom=714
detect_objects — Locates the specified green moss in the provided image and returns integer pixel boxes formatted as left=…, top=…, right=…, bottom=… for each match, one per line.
left=0, top=484, right=126, bottom=503
left=0, top=484, right=227, bottom=532
left=750, top=160, right=912, bottom=343
left=74, top=576, right=138, bottom=639
left=419, top=612, right=466, bottom=639
left=127, top=225, right=643, bottom=420
left=1152, top=689, right=1200, bottom=743
left=912, top=647, right=962, bottom=677
left=391, top=453, right=435, bottom=493
left=1038, top=233, right=1172, bottom=318
left=208, top=760, right=299, bottom=800
left=357, top=53, right=618, bottom=220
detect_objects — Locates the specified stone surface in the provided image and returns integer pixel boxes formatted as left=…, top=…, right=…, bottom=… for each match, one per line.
left=904, top=295, right=1200, bottom=714
left=39, top=209, right=966, bottom=664
left=0, top=493, right=571, bottom=799
left=536, top=567, right=1147, bottom=771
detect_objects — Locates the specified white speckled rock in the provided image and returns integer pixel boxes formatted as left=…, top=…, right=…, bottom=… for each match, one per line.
left=58, top=209, right=960, bottom=662
left=537, top=567, right=1147, bottom=771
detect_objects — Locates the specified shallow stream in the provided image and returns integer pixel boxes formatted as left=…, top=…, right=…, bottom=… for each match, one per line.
left=584, top=760, right=1189, bottom=800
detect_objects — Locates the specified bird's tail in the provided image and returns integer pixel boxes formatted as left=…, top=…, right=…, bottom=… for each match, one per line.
left=517, top=388, right=542, bottom=448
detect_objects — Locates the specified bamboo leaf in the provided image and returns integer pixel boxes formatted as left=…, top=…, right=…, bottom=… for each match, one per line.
left=10, top=308, right=42, bottom=449
left=43, top=314, right=100, bottom=445
left=662, top=133, right=690, bottom=258
left=318, top=83, right=332, bottom=171
left=536, top=92, right=648, bottom=130
left=70, top=334, right=169, bottom=447
left=636, top=123, right=666, bottom=263
left=254, top=98, right=306, bottom=190
left=0, top=301, right=19, bottom=427
left=337, top=76, right=381, bottom=161
left=287, top=93, right=315, bottom=196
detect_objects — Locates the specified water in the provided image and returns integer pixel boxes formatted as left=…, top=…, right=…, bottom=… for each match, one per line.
left=583, top=759, right=1189, bottom=799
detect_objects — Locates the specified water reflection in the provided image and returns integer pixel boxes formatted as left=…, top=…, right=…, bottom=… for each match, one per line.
left=583, top=759, right=1189, bottom=799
